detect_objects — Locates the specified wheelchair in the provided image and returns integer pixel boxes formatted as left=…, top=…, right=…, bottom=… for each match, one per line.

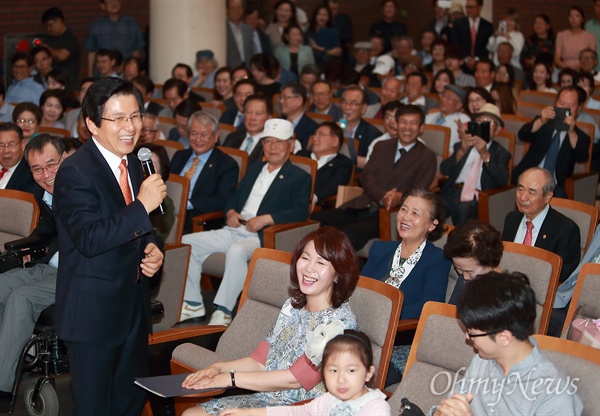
left=1, top=236, right=64, bottom=416
left=1, top=237, right=165, bottom=416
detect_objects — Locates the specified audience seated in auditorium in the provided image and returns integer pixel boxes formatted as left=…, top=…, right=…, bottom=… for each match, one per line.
left=220, top=79, right=257, bottom=132
left=31, top=46, right=54, bottom=89
left=94, top=49, right=119, bottom=78
left=448, top=0, right=493, bottom=72
left=13, top=102, right=42, bottom=142
left=473, top=58, right=495, bottom=91
left=172, top=63, right=206, bottom=103
left=159, top=78, right=188, bottom=118
left=191, top=50, right=218, bottom=89
left=425, top=84, right=470, bottom=152
left=369, top=0, right=406, bottom=53
left=226, top=0, right=254, bottom=69
left=249, top=54, right=282, bottom=102
left=305, top=5, right=342, bottom=69
left=444, top=45, right=475, bottom=88
left=132, top=75, right=164, bottom=116
left=279, top=83, right=319, bottom=150
left=366, top=101, right=402, bottom=162
left=5, top=53, right=45, bottom=105
left=139, top=113, right=163, bottom=144
left=0, top=123, right=35, bottom=193
left=309, top=80, right=342, bottom=122
left=400, top=72, right=439, bottom=113
left=64, top=78, right=95, bottom=137
left=167, top=99, right=201, bottom=149
left=243, top=4, right=272, bottom=56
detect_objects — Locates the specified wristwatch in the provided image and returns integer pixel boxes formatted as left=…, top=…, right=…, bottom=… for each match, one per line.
left=229, top=370, right=236, bottom=388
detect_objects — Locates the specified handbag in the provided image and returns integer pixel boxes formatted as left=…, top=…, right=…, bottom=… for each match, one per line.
left=400, top=398, right=426, bottom=416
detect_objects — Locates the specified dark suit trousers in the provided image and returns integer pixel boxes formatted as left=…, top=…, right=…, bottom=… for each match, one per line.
left=440, top=187, right=479, bottom=226
left=312, top=207, right=379, bottom=250
left=66, top=294, right=148, bottom=416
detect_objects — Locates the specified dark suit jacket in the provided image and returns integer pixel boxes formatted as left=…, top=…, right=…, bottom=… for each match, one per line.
left=293, top=114, right=319, bottom=150
left=362, top=240, right=451, bottom=319
left=440, top=141, right=511, bottom=193
left=256, top=29, right=272, bottom=56
left=219, top=109, right=246, bottom=134
left=225, top=159, right=311, bottom=245
left=343, top=139, right=437, bottom=210
left=513, top=119, right=590, bottom=187
left=170, top=147, right=239, bottom=233
left=308, top=104, right=343, bottom=122
left=297, top=151, right=353, bottom=202
left=5, top=158, right=35, bottom=194
left=226, top=20, right=254, bottom=68
left=352, top=119, right=383, bottom=158
left=146, top=101, right=164, bottom=116
left=53, top=140, right=156, bottom=346
left=31, top=185, right=58, bottom=263
left=450, top=17, right=494, bottom=60
left=502, top=207, right=581, bottom=282
left=222, top=130, right=264, bottom=166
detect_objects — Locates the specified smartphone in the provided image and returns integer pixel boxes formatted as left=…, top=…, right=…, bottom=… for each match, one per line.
left=499, top=21, right=507, bottom=34
left=437, top=0, right=452, bottom=8
left=553, top=107, right=571, bottom=131
left=467, top=121, right=491, bottom=142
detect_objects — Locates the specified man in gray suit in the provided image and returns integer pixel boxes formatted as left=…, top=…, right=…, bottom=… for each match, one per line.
left=226, top=0, right=254, bottom=68
left=549, top=224, right=600, bottom=336
left=400, top=72, right=439, bottom=114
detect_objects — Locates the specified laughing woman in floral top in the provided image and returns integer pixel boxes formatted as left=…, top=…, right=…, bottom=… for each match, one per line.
left=181, top=227, right=359, bottom=416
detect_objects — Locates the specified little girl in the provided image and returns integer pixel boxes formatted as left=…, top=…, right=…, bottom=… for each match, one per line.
left=219, top=330, right=391, bottom=416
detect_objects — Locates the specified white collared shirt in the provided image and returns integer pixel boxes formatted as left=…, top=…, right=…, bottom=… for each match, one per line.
left=311, top=152, right=336, bottom=170
left=240, top=134, right=260, bottom=155
left=92, top=137, right=135, bottom=201
left=0, top=160, right=20, bottom=189
left=514, top=203, right=551, bottom=245
left=240, top=164, right=282, bottom=218
left=401, top=96, right=426, bottom=106
left=455, top=142, right=493, bottom=189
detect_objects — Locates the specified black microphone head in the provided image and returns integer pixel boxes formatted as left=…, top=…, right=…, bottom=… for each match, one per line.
left=137, top=147, right=152, bottom=162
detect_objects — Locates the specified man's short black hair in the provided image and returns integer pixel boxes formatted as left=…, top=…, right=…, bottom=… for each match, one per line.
left=41, top=7, right=65, bottom=24
left=406, top=71, right=428, bottom=87
left=233, top=78, right=257, bottom=95
left=25, top=133, right=65, bottom=163
left=243, top=94, right=272, bottom=115
left=163, top=78, right=188, bottom=98
left=31, top=46, right=51, bottom=59
left=12, top=52, right=32, bottom=67
left=174, top=99, right=201, bottom=118
left=132, top=75, right=155, bottom=95
left=282, top=82, right=308, bottom=106
left=82, top=77, right=144, bottom=128
left=395, top=104, right=425, bottom=125
left=382, top=100, right=403, bottom=115
left=457, top=271, right=536, bottom=341
left=0, top=123, right=24, bottom=141
left=475, top=58, right=496, bottom=73
left=319, top=121, right=344, bottom=150
left=558, top=85, right=587, bottom=107
left=172, top=63, right=194, bottom=79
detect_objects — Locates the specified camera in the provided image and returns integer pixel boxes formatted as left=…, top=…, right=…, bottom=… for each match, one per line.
left=467, top=121, right=491, bottom=142
left=553, top=107, right=571, bottom=131
left=499, top=21, right=507, bottom=34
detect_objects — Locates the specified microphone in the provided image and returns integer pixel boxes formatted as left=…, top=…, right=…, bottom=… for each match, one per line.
left=137, top=147, right=165, bottom=215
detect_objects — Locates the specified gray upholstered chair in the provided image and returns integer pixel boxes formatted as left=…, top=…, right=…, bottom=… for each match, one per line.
left=0, top=189, right=40, bottom=251
left=478, top=185, right=516, bottom=233
left=165, top=174, right=190, bottom=245
left=561, top=263, right=600, bottom=338
left=170, top=248, right=403, bottom=415
left=421, top=124, right=450, bottom=176
left=500, top=242, right=561, bottom=334
left=155, top=138, right=183, bottom=161
left=551, top=198, right=600, bottom=254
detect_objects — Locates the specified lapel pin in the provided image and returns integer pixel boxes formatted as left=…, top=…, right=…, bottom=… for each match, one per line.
left=543, top=235, right=547, bottom=240
left=279, top=175, right=284, bottom=179
left=208, top=163, right=213, bottom=168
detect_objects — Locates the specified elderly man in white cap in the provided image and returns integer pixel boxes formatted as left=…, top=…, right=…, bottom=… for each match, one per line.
left=180, top=119, right=311, bottom=326
left=439, top=103, right=511, bottom=225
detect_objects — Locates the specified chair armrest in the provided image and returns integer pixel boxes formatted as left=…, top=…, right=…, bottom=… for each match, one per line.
left=4, top=235, right=47, bottom=251
left=148, top=325, right=226, bottom=345
left=192, top=211, right=225, bottom=233
left=335, top=185, right=364, bottom=208
left=263, top=221, right=320, bottom=251
left=565, top=172, right=600, bottom=205
left=379, top=207, right=400, bottom=241
left=396, top=319, right=419, bottom=333
left=477, top=185, right=516, bottom=227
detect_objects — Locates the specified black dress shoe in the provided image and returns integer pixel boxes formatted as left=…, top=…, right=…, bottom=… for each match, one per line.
left=0, top=390, right=13, bottom=413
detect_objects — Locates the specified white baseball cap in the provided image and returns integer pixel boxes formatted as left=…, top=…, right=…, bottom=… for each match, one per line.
left=258, top=118, right=294, bottom=141
left=373, top=55, right=395, bottom=76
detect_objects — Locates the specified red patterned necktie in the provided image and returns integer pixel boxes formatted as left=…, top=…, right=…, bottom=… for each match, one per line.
left=0, top=167, right=8, bottom=180
left=523, top=221, right=534, bottom=246
left=118, top=160, right=133, bottom=205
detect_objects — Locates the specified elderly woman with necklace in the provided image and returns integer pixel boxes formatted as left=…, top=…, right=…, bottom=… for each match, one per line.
left=361, top=188, right=451, bottom=320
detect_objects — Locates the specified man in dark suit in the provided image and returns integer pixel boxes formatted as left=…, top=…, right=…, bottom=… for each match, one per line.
left=219, top=79, right=256, bottom=131
left=369, top=0, right=407, bottom=53
left=312, top=105, right=438, bottom=250
left=309, top=80, right=343, bottom=122
left=0, top=123, right=35, bottom=194
left=181, top=119, right=311, bottom=326
left=222, top=94, right=270, bottom=166
left=53, top=78, right=166, bottom=415
left=243, top=5, right=272, bottom=56
left=278, top=83, right=319, bottom=150
left=400, top=72, right=439, bottom=114
left=132, top=74, right=164, bottom=116
left=297, top=121, right=353, bottom=207
left=502, top=167, right=580, bottom=282
left=0, top=134, right=65, bottom=410
left=167, top=99, right=201, bottom=149
left=512, top=86, right=591, bottom=198
left=440, top=103, right=511, bottom=225
left=170, top=111, right=239, bottom=235
left=449, top=0, right=494, bottom=72
left=226, top=0, right=254, bottom=68
left=340, top=85, right=382, bottom=168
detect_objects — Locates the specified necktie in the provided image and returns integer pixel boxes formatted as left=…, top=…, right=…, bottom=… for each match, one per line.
left=523, top=221, right=534, bottom=246
left=184, top=157, right=199, bottom=180
left=435, top=114, right=446, bottom=126
left=470, top=20, right=477, bottom=57
left=460, top=154, right=482, bottom=202
left=0, top=167, right=8, bottom=180
left=543, top=131, right=561, bottom=174
left=395, top=148, right=407, bottom=165
left=235, top=113, right=244, bottom=128
left=118, top=160, right=133, bottom=205
left=244, top=136, right=254, bottom=153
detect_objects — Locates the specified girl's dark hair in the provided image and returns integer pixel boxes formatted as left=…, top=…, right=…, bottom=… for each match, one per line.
left=321, top=330, right=373, bottom=372
left=213, top=66, right=233, bottom=101
left=398, top=188, right=445, bottom=241
left=491, top=82, right=517, bottom=115
left=534, top=14, right=554, bottom=40
left=496, top=63, right=515, bottom=87
left=431, top=69, right=455, bottom=94
left=444, top=220, right=503, bottom=267
left=531, top=61, right=553, bottom=89
left=465, top=87, right=494, bottom=116
left=249, top=54, right=280, bottom=80
left=289, top=226, right=359, bottom=309
left=569, top=6, right=585, bottom=28
left=309, top=5, right=333, bottom=32
left=282, top=23, right=303, bottom=45
left=40, top=89, right=67, bottom=119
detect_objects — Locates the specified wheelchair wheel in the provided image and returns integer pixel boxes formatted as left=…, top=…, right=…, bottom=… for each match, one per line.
left=23, top=381, right=59, bottom=416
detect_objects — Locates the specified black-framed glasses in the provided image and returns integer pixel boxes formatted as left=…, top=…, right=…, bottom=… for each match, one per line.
left=101, top=113, right=145, bottom=128
left=31, top=157, right=62, bottom=176
left=467, top=330, right=500, bottom=339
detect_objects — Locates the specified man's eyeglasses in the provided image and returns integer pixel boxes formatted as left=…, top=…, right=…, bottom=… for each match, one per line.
left=101, top=113, right=145, bottom=128
left=142, top=127, right=158, bottom=133
left=0, top=142, right=21, bottom=151
left=467, top=330, right=500, bottom=339
left=16, top=119, right=37, bottom=125
left=31, top=157, right=62, bottom=176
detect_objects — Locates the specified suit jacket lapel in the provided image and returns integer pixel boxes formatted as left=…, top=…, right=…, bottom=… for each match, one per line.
left=260, top=160, right=292, bottom=205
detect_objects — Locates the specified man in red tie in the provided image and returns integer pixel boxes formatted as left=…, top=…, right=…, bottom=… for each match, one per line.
left=501, top=167, right=580, bottom=282
left=448, top=0, right=494, bottom=72
left=0, top=123, right=35, bottom=193
left=53, top=77, right=166, bottom=415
